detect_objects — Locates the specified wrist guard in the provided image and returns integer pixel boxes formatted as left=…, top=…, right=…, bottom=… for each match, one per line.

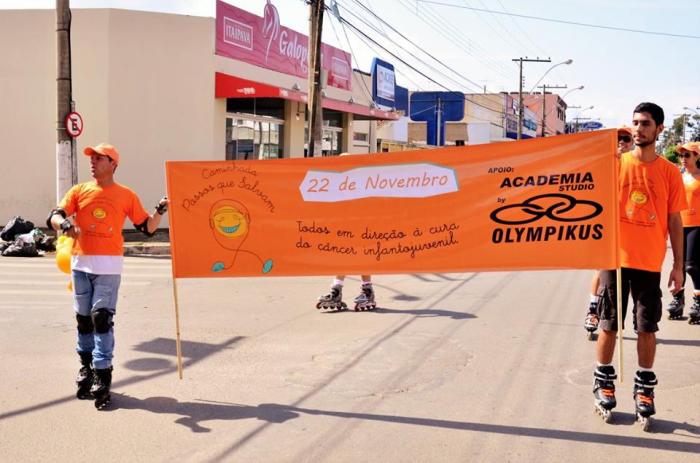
left=155, top=202, right=168, bottom=215
left=60, top=219, right=73, bottom=232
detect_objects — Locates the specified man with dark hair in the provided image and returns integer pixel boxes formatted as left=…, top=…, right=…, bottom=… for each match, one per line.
left=47, top=143, right=169, bottom=409
left=592, top=103, right=686, bottom=430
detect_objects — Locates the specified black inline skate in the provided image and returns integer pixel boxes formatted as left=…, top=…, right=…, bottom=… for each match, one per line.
left=688, top=294, right=700, bottom=325
left=76, top=352, right=94, bottom=400
left=91, top=367, right=112, bottom=410
left=667, top=290, right=684, bottom=320
left=584, top=299, right=599, bottom=340
left=633, top=370, right=657, bottom=432
left=354, top=283, right=376, bottom=311
left=593, top=365, right=617, bottom=423
left=316, top=285, right=347, bottom=311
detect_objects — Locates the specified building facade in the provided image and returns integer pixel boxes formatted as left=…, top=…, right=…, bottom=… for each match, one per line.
left=0, top=3, right=397, bottom=225
left=523, top=92, right=568, bottom=137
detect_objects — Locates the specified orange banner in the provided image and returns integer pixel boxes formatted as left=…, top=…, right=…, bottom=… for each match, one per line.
left=166, top=130, right=619, bottom=278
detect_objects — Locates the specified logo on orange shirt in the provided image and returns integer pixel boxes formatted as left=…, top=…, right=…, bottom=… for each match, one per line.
left=92, top=207, right=107, bottom=219
left=624, top=183, right=656, bottom=224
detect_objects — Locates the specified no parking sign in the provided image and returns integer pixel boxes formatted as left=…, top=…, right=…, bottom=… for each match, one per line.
left=65, top=111, right=83, bottom=137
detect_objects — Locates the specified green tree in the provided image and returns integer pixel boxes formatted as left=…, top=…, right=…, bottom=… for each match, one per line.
left=664, top=144, right=679, bottom=165
left=690, top=114, right=700, bottom=142
left=658, top=115, right=686, bottom=152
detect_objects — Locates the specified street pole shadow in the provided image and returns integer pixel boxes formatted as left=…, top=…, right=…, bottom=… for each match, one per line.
left=655, top=337, right=700, bottom=347
left=112, top=395, right=299, bottom=433
left=622, top=336, right=700, bottom=348
left=371, top=307, right=477, bottom=320
left=605, top=411, right=700, bottom=437
left=318, top=307, right=476, bottom=320
left=206, top=403, right=700, bottom=461
left=286, top=405, right=700, bottom=451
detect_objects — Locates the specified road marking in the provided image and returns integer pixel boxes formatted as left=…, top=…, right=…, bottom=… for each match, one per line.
left=0, top=262, right=171, bottom=270
left=0, top=289, right=78, bottom=296
left=0, top=280, right=152, bottom=287
left=0, top=271, right=170, bottom=278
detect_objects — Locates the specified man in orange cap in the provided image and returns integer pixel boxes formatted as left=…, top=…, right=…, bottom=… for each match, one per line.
left=46, top=142, right=169, bottom=409
left=667, top=141, right=700, bottom=324
left=584, top=126, right=637, bottom=337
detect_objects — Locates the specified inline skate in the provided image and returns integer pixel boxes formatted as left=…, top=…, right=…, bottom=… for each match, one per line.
left=316, top=285, right=347, bottom=311
left=593, top=365, right=617, bottom=423
left=354, top=283, right=376, bottom=311
left=633, top=370, right=657, bottom=432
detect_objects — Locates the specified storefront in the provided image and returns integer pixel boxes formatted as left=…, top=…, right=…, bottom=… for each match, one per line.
left=214, top=1, right=397, bottom=159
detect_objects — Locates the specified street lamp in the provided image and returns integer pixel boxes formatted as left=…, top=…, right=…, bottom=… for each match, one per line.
left=561, top=85, right=584, bottom=99
left=575, top=105, right=594, bottom=118
left=572, top=106, right=594, bottom=133
left=543, top=85, right=584, bottom=120
left=513, top=57, right=572, bottom=139
left=527, top=59, right=573, bottom=94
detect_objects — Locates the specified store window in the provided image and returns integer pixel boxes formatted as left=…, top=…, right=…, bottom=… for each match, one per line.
left=303, top=109, right=344, bottom=156
left=225, top=98, right=284, bottom=160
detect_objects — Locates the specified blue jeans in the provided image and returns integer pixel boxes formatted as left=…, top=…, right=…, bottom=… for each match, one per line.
left=72, top=270, right=121, bottom=369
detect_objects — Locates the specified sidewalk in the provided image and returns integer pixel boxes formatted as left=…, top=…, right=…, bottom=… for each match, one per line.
left=122, top=228, right=171, bottom=257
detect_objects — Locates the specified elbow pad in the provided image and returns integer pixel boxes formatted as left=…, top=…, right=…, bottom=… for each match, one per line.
left=134, top=219, right=155, bottom=237
left=46, top=208, right=67, bottom=229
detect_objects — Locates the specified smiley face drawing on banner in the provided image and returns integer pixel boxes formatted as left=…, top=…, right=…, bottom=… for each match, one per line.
left=209, top=199, right=273, bottom=274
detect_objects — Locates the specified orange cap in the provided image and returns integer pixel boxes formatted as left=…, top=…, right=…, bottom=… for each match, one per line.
left=677, top=141, right=700, bottom=155
left=617, top=126, right=632, bottom=136
left=84, top=143, right=119, bottom=165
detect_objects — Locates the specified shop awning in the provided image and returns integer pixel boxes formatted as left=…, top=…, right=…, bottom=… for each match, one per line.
left=215, top=72, right=399, bottom=121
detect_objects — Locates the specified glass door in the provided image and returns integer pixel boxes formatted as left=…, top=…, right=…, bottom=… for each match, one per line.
left=226, top=116, right=284, bottom=160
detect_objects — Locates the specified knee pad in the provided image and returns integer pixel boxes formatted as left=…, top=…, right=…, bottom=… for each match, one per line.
left=76, top=314, right=94, bottom=334
left=685, top=262, right=699, bottom=277
left=92, top=309, right=113, bottom=334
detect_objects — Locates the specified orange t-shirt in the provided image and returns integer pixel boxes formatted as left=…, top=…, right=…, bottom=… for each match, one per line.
left=59, top=182, right=149, bottom=256
left=619, top=153, right=687, bottom=272
left=681, top=172, right=700, bottom=227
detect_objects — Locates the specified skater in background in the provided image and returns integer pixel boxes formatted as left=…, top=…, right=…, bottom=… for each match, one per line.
left=317, top=275, right=376, bottom=311
left=315, top=151, right=376, bottom=312
left=584, top=126, right=635, bottom=338
left=667, top=141, right=700, bottom=324
left=47, top=143, right=169, bottom=409
left=592, top=103, right=686, bottom=429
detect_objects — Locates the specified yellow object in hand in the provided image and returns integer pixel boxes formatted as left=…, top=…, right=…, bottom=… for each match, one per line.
left=56, top=235, right=74, bottom=275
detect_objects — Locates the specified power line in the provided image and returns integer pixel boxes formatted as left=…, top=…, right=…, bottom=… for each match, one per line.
left=335, top=12, right=507, bottom=117
left=494, top=0, right=549, bottom=57
left=460, top=0, right=528, bottom=56
left=343, top=21, right=507, bottom=125
left=400, top=0, right=513, bottom=78
left=338, top=0, right=487, bottom=92
left=416, top=0, right=700, bottom=39
left=326, top=11, right=375, bottom=105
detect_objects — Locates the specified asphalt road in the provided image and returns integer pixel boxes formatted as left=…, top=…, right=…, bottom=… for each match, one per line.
left=0, top=254, right=698, bottom=462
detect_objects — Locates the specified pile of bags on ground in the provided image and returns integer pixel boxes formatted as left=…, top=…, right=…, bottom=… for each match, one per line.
left=0, top=216, right=56, bottom=257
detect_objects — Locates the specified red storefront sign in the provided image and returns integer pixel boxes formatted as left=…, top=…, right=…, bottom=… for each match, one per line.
left=216, top=0, right=352, bottom=91
left=215, top=73, right=399, bottom=120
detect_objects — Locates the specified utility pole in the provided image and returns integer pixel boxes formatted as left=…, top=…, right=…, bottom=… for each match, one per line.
left=537, top=84, right=566, bottom=137
left=512, top=57, right=550, bottom=139
left=307, top=0, right=325, bottom=157
left=56, top=0, right=76, bottom=201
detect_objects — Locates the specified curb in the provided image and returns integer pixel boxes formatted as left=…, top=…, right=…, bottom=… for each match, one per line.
left=123, top=243, right=171, bottom=257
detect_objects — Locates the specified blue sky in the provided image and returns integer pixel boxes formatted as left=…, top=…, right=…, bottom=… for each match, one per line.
left=6, top=0, right=700, bottom=129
